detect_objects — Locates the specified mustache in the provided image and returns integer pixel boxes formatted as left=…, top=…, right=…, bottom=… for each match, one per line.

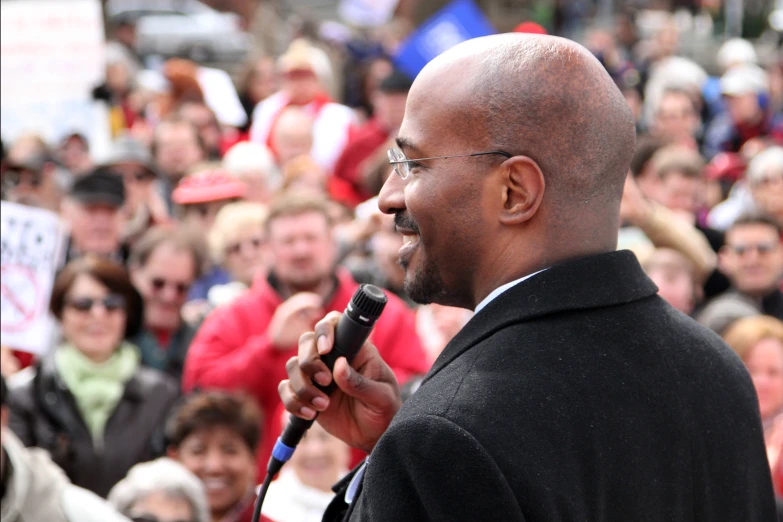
left=394, top=212, right=420, bottom=234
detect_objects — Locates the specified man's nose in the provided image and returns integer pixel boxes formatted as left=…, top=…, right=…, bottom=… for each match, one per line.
left=378, top=170, right=406, bottom=216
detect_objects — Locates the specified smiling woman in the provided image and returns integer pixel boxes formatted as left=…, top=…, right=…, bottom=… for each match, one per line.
left=166, top=391, right=272, bottom=522
left=5, top=255, right=180, bottom=498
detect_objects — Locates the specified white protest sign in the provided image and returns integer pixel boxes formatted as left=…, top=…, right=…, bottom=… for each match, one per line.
left=339, top=0, right=400, bottom=27
left=0, top=0, right=109, bottom=155
left=1, top=202, right=67, bottom=355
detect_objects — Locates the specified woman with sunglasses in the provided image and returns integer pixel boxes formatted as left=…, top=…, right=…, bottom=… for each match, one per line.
left=5, top=255, right=180, bottom=498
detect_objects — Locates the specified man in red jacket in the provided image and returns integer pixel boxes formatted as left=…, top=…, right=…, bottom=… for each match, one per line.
left=182, top=193, right=428, bottom=473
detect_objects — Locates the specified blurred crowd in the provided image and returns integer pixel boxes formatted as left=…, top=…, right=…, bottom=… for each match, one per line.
left=1, top=3, right=782, bottom=522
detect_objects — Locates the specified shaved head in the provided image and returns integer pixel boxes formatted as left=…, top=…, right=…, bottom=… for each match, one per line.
left=379, top=34, right=637, bottom=308
left=416, top=33, right=635, bottom=221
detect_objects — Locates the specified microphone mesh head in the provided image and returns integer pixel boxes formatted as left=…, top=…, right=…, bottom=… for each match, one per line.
left=352, top=284, right=387, bottom=321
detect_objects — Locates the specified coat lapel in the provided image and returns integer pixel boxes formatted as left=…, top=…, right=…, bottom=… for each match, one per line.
left=424, top=250, right=658, bottom=383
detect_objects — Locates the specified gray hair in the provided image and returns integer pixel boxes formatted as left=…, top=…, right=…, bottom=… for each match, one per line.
left=747, top=146, right=783, bottom=186
left=107, top=458, right=210, bottom=522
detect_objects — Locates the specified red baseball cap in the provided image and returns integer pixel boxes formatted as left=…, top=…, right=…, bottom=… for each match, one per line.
left=513, top=22, right=547, bottom=35
left=172, top=169, right=247, bottom=205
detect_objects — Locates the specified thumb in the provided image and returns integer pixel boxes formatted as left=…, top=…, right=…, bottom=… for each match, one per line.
left=332, top=356, right=388, bottom=407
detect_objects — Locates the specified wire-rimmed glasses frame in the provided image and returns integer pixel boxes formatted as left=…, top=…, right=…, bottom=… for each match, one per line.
left=387, top=148, right=512, bottom=180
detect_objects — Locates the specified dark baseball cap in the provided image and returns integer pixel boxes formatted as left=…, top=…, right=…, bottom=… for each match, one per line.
left=379, top=69, right=413, bottom=94
left=69, top=169, right=126, bottom=207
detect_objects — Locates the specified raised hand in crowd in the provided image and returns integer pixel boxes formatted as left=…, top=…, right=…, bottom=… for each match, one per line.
left=268, top=292, right=324, bottom=350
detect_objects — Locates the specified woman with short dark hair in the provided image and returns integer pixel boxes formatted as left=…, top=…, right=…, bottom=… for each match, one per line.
left=166, top=391, right=272, bottom=522
left=6, top=255, right=179, bottom=498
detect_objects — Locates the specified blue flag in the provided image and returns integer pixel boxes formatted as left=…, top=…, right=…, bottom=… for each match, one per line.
left=393, top=0, right=496, bottom=80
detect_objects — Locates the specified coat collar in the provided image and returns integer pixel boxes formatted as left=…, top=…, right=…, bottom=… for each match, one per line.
left=424, top=250, right=658, bottom=382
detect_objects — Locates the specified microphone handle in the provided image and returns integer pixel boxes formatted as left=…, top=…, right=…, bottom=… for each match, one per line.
left=281, top=315, right=373, bottom=447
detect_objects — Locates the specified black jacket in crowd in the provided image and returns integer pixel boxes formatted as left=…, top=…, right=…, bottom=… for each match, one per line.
left=6, top=355, right=179, bottom=498
left=324, top=250, right=776, bottom=521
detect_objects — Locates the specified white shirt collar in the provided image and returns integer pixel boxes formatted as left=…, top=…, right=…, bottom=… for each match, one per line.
left=473, top=269, right=547, bottom=314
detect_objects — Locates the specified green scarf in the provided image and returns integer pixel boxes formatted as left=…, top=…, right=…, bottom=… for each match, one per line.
left=55, top=342, right=140, bottom=441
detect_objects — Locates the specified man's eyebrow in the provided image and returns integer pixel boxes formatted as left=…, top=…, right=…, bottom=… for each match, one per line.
left=395, top=136, right=419, bottom=154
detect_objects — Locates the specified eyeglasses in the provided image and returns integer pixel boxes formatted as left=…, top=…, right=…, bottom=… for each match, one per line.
left=65, top=294, right=126, bottom=313
left=727, top=242, right=779, bottom=256
left=2, top=168, right=42, bottom=188
left=226, top=237, right=264, bottom=256
left=151, top=277, right=191, bottom=296
left=387, top=148, right=511, bottom=180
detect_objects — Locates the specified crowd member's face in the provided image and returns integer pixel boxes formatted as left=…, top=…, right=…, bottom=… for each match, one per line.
left=725, top=93, right=762, bottom=125
left=129, top=491, right=195, bottom=522
left=267, top=211, right=336, bottom=292
left=61, top=274, right=127, bottom=362
left=154, top=123, right=204, bottom=181
left=179, top=104, right=222, bottom=158
left=223, top=227, right=268, bottom=286
left=106, top=61, right=132, bottom=96
left=378, top=73, right=488, bottom=307
left=2, top=164, right=60, bottom=211
left=656, top=171, right=702, bottom=219
left=58, top=136, right=91, bottom=175
left=289, top=418, right=349, bottom=492
left=750, top=165, right=783, bottom=221
left=248, top=57, right=278, bottom=103
left=721, top=224, right=783, bottom=297
left=172, top=427, right=255, bottom=519
left=373, top=92, right=408, bottom=133
left=646, top=266, right=695, bottom=315
left=131, top=243, right=196, bottom=332
left=62, top=200, right=124, bottom=256
left=183, top=200, right=233, bottom=232
left=274, top=121, right=313, bottom=168
left=746, top=337, right=783, bottom=420
left=283, top=69, right=321, bottom=105
left=112, top=163, right=157, bottom=214
left=654, top=93, right=699, bottom=144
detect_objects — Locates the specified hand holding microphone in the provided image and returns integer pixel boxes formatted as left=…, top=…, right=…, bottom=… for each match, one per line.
left=277, top=285, right=402, bottom=455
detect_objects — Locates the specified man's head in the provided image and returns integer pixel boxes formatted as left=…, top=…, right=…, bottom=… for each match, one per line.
left=272, top=107, right=314, bottom=168
left=650, top=146, right=705, bottom=220
left=102, top=136, right=158, bottom=215
left=378, top=34, right=636, bottom=308
left=747, top=147, right=783, bottom=223
left=2, top=135, right=63, bottom=211
left=222, top=142, right=279, bottom=203
left=129, top=226, right=204, bottom=333
left=642, top=248, right=699, bottom=315
left=373, top=70, right=412, bottom=133
left=57, top=133, right=92, bottom=176
left=178, top=102, right=222, bottom=160
left=278, top=39, right=324, bottom=105
left=720, top=215, right=783, bottom=298
left=61, top=169, right=126, bottom=256
left=152, top=117, right=206, bottom=183
left=266, top=193, right=337, bottom=293
left=720, top=64, right=767, bottom=125
left=651, top=88, right=700, bottom=145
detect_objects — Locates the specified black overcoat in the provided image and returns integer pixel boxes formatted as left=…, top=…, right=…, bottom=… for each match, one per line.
left=324, top=250, right=776, bottom=521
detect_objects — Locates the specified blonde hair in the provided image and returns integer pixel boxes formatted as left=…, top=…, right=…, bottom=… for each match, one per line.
left=722, top=315, right=783, bottom=362
left=208, top=202, right=268, bottom=264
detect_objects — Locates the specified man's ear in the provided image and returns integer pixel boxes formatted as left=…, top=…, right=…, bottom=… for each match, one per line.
left=717, top=246, right=734, bottom=275
left=166, top=446, right=179, bottom=460
left=497, top=156, right=545, bottom=226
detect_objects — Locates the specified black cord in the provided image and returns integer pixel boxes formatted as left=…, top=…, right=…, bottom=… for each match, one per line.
left=251, top=457, right=284, bottom=522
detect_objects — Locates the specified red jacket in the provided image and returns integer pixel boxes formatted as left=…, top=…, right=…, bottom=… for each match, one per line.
left=182, top=269, right=428, bottom=474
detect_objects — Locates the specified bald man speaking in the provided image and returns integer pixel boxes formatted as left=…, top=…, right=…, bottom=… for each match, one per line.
left=279, top=34, right=775, bottom=521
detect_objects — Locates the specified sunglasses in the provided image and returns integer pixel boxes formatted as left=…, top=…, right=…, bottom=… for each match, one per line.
left=226, top=237, right=264, bottom=256
left=151, top=277, right=191, bottom=296
left=727, top=242, right=779, bottom=256
left=3, top=168, right=42, bottom=188
left=131, top=515, right=194, bottom=522
left=65, top=294, right=126, bottom=313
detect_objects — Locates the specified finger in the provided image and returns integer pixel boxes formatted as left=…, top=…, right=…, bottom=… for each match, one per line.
left=288, top=292, right=325, bottom=311
left=332, top=356, right=398, bottom=411
left=278, top=379, right=317, bottom=420
left=286, top=354, right=330, bottom=411
left=297, top=333, right=332, bottom=387
left=313, top=311, right=342, bottom=356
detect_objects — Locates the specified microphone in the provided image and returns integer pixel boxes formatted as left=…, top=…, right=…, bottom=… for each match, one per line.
left=253, top=284, right=388, bottom=522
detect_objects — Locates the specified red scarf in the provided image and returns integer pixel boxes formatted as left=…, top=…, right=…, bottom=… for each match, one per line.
left=266, top=92, right=332, bottom=161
